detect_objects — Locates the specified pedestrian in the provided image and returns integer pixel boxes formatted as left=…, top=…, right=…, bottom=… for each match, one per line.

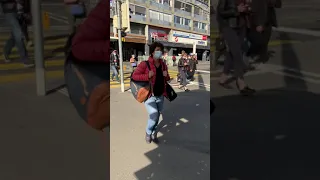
left=187, top=54, right=197, bottom=81
left=16, top=0, right=32, bottom=47
left=131, top=42, right=170, bottom=144
left=110, top=50, right=119, bottom=81
left=216, top=0, right=255, bottom=96
left=178, top=53, right=190, bottom=92
left=172, top=55, right=176, bottom=66
left=0, top=0, right=33, bottom=67
left=130, top=54, right=137, bottom=71
left=64, top=0, right=86, bottom=34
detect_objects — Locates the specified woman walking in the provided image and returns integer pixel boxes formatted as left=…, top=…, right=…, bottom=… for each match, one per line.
left=131, top=42, right=170, bottom=144
left=216, top=0, right=255, bottom=96
left=178, top=53, right=190, bottom=92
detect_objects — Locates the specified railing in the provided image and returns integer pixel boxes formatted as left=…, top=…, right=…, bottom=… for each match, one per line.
left=194, top=14, right=208, bottom=21
left=174, top=23, right=191, bottom=30
left=193, top=27, right=207, bottom=34
left=130, top=14, right=147, bottom=23
left=150, top=18, right=171, bottom=26
left=130, top=0, right=145, bottom=3
left=149, top=1, right=171, bottom=11
left=174, top=8, right=192, bottom=17
left=194, top=0, right=209, bottom=10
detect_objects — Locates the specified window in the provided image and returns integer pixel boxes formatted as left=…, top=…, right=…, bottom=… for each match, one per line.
left=158, top=0, right=171, bottom=6
left=149, top=10, right=159, bottom=20
left=163, top=14, right=171, bottom=22
left=135, top=6, right=146, bottom=16
left=174, top=16, right=190, bottom=26
left=174, top=0, right=192, bottom=12
left=194, top=21, right=206, bottom=29
left=149, top=10, right=171, bottom=21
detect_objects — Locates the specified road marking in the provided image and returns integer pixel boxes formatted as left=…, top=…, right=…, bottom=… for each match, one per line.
left=196, top=70, right=210, bottom=73
left=48, top=15, right=69, bottom=24
left=0, top=59, right=64, bottom=70
left=0, top=70, right=63, bottom=83
left=46, top=12, right=68, bottom=21
left=274, top=27, right=320, bottom=37
left=272, top=71, right=320, bottom=84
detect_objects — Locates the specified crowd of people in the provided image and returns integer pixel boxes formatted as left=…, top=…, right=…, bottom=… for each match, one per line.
left=214, top=0, right=281, bottom=96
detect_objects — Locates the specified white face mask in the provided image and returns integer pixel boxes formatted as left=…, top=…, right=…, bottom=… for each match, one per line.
left=154, top=51, right=162, bottom=59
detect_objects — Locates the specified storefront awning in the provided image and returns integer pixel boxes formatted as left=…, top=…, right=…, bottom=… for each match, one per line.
left=148, top=41, right=210, bottom=50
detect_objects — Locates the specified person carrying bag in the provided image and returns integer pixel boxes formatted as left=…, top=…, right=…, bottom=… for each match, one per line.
left=64, top=0, right=109, bottom=131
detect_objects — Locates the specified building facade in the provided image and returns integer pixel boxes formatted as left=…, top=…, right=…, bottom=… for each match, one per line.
left=110, top=0, right=210, bottom=61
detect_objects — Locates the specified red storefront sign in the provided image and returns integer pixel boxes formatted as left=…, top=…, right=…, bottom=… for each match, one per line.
left=151, top=32, right=168, bottom=41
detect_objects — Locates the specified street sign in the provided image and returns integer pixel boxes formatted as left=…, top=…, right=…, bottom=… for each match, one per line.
left=42, top=11, right=50, bottom=30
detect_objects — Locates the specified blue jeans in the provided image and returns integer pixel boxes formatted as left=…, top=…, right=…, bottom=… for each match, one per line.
left=110, top=65, right=119, bottom=81
left=144, top=95, right=164, bottom=135
left=3, top=13, right=28, bottom=63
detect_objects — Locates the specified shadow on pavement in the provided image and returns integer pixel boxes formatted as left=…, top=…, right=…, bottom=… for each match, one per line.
left=134, top=89, right=210, bottom=180
left=211, top=31, right=320, bottom=179
left=211, top=88, right=320, bottom=180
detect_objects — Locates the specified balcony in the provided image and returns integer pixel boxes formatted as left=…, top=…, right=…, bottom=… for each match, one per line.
left=193, top=27, right=207, bottom=34
left=130, top=14, right=147, bottom=23
left=150, top=18, right=171, bottom=27
left=184, top=0, right=194, bottom=3
left=194, top=14, right=208, bottom=21
left=174, top=8, right=192, bottom=17
left=174, top=23, right=191, bottom=30
left=195, top=0, right=209, bottom=10
left=149, top=1, right=171, bottom=11
left=129, top=0, right=145, bottom=4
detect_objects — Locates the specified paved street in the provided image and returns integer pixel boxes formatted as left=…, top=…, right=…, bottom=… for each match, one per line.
left=110, top=82, right=210, bottom=180
left=211, top=30, right=320, bottom=179
left=0, top=80, right=109, bottom=179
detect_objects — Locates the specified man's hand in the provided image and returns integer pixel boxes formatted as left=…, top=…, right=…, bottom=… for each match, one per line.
left=256, top=25, right=264, bottom=33
left=163, top=71, right=168, bottom=77
left=148, top=71, right=154, bottom=78
left=237, top=3, right=248, bottom=12
left=184, top=62, right=188, bottom=66
left=190, top=69, right=193, bottom=72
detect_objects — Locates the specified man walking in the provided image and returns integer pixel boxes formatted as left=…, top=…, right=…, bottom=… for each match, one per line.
left=0, top=0, right=33, bottom=67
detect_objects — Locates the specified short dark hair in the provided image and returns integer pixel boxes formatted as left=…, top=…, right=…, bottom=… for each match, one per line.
left=149, top=42, right=164, bottom=56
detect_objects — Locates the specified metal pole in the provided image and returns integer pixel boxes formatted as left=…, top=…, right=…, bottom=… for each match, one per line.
left=31, top=0, right=46, bottom=96
left=117, top=0, right=125, bottom=92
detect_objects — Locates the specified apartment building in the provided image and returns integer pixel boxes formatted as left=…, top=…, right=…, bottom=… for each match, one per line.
left=110, top=0, right=210, bottom=61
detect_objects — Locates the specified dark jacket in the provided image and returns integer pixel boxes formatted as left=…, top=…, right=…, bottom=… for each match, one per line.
left=72, top=0, right=109, bottom=62
left=216, top=0, right=241, bottom=28
left=0, top=0, right=17, bottom=13
left=178, top=57, right=189, bottom=71
left=110, top=53, right=119, bottom=66
left=267, top=0, right=280, bottom=27
left=249, top=0, right=268, bottom=28
left=189, top=59, right=197, bottom=71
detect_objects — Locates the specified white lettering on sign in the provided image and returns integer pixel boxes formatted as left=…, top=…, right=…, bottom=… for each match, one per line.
left=173, top=30, right=206, bottom=40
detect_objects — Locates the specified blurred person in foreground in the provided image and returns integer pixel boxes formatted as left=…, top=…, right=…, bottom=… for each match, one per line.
left=216, top=0, right=255, bottom=96
left=131, top=42, right=170, bottom=144
left=0, top=0, right=33, bottom=67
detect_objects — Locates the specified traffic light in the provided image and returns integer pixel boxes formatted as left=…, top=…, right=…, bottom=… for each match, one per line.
left=121, top=31, right=127, bottom=37
left=121, top=2, right=129, bottom=29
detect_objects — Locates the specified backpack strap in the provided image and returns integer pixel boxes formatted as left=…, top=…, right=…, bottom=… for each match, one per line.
left=145, top=61, right=151, bottom=70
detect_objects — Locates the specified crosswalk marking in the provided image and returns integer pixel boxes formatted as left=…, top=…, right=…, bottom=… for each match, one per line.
left=110, top=70, right=181, bottom=88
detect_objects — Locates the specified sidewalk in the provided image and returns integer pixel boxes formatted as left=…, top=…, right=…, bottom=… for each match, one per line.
left=110, top=86, right=210, bottom=179
left=0, top=80, right=109, bottom=180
